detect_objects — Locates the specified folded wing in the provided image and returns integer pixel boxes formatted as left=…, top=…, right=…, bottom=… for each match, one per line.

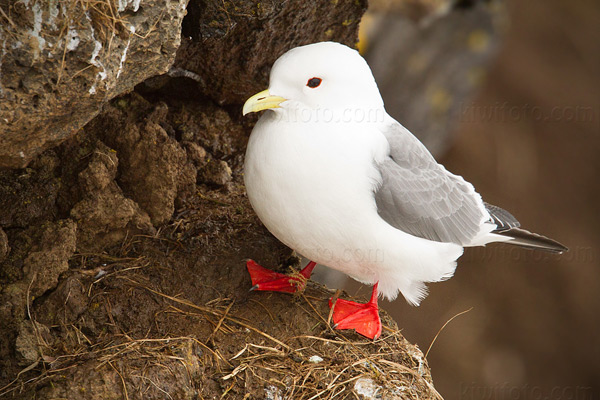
left=375, top=121, right=568, bottom=253
left=375, top=122, right=490, bottom=246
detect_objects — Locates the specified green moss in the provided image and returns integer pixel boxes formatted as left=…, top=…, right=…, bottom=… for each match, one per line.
left=115, top=98, right=129, bottom=109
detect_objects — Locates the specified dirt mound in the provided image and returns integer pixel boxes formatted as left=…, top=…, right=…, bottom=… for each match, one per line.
left=11, top=239, right=439, bottom=399
left=0, top=91, right=440, bottom=398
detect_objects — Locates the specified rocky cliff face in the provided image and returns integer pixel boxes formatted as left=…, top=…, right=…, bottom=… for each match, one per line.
left=0, top=0, right=189, bottom=169
left=0, top=0, right=447, bottom=398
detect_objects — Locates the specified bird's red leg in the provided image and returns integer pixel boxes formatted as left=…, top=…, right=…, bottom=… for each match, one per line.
left=329, top=282, right=382, bottom=340
left=246, top=260, right=317, bottom=293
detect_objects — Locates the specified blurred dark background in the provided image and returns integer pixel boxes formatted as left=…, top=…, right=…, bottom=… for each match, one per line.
left=318, top=0, right=599, bottom=398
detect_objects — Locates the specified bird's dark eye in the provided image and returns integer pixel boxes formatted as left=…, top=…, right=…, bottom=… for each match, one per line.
left=306, top=77, right=322, bottom=88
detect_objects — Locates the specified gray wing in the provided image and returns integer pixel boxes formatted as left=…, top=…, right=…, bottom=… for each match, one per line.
left=374, top=122, right=489, bottom=246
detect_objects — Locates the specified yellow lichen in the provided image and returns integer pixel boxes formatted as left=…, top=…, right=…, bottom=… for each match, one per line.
left=467, top=29, right=490, bottom=53
left=429, top=87, right=452, bottom=114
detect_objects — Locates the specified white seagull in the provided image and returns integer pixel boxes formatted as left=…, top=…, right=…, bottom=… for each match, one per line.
left=242, top=42, right=567, bottom=339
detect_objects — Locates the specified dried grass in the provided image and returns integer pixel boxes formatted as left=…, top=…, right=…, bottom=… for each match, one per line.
left=0, top=244, right=443, bottom=399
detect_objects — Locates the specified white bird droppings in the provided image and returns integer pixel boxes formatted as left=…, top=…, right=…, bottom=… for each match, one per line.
left=264, top=385, right=283, bottom=400
left=354, top=378, right=379, bottom=399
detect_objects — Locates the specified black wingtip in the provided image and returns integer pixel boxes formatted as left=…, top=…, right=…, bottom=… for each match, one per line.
left=485, top=202, right=521, bottom=232
left=484, top=203, right=568, bottom=253
left=498, top=227, right=568, bottom=254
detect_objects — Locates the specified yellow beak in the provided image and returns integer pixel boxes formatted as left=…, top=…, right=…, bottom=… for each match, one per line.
left=242, top=89, right=287, bottom=116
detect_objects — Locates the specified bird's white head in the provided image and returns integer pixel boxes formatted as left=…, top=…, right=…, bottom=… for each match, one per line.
left=243, top=42, right=384, bottom=119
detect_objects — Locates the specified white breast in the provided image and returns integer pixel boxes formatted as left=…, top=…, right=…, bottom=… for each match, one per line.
left=244, top=111, right=388, bottom=272
left=244, top=110, right=463, bottom=305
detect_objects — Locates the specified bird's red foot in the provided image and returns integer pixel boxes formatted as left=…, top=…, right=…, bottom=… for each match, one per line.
left=246, top=260, right=317, bottom=293
left=329, top=282, right=382, bottom=340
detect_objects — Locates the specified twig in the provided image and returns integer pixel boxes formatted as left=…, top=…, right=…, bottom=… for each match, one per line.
left=207, top=300, right=235, bottom=345
left=0, top=6, right=17, bottom=30
left=108, top=361, right=129, bottom=400
left=425, top=307, right=473, bottom=359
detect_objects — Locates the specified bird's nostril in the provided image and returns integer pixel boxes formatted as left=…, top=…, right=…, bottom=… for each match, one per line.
left=258, top=97, right=266, bottom=101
